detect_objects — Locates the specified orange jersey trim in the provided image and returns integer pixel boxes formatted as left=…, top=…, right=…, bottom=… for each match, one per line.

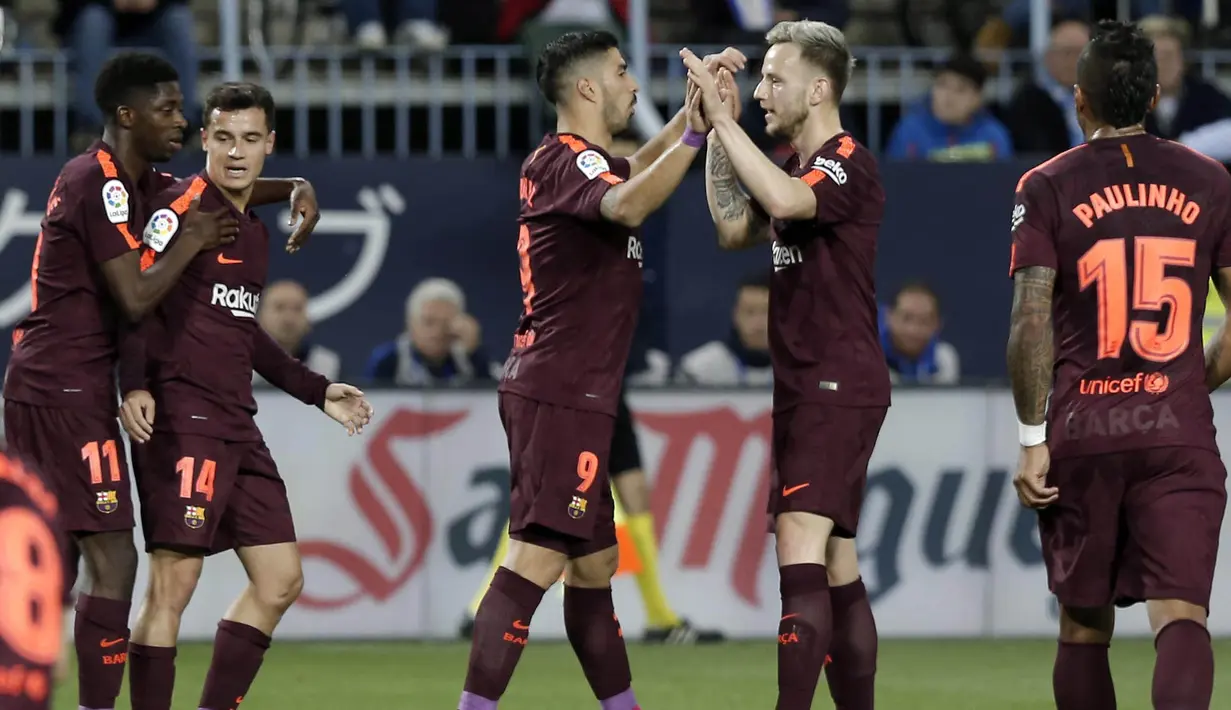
left=558, top=135, right=624, bottom=184
left=801, top=170, right=825, bottom=187
left=170, top=176, right=208, bottom=215
left=94, top=150, right=141, bottom=250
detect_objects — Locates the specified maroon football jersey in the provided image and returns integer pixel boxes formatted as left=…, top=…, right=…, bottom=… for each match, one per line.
left=498, top=133, right=644, bottom=416
left=769, top=132, right=891, bottom=412
left=134, top=174, right=328, bottom=442
left=1009, top=134, right=1231, bottom=458
left=0, top=452, right=63, bottom=710
left=5, top=141, right=174, bottom=410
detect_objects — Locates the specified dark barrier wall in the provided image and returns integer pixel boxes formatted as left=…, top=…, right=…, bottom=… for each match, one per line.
left=0, top=157, right=1027, bottom=380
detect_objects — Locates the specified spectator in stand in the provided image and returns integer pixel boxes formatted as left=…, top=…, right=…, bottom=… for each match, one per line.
left=676, top=271, right=773, bottom=386
left=886, top=54, right=1013, bottom=162
left=880, top=282, right=960, bottom=385
left=497, top=0, right=628, bottom=43
left=345, top=0, right=449, bottom=52
left=1140, top=15, right=1231, bottom=163
left=980, top=0, right=1205, bottom=48
left=56, top=0, right=198, bottom=150
left=366, top=277, right=492, bottom=386
left=254, top=280, right=342, bottom=385
left=691, top=0, right=849, bottom=43
left=1003, top=18, right=1089, bottom=156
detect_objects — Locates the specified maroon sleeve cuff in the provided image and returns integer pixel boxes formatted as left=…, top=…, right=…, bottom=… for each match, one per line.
left=252, top=329, right=330, bottom=408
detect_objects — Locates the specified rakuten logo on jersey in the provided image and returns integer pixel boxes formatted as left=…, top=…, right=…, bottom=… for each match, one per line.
left=211, top=283, right=261, bottom=318
left=627, top=235, right=643, bottom=266
left=811, top=157, right=847, bottom=185
left=772, top=241, right=803, bottom=271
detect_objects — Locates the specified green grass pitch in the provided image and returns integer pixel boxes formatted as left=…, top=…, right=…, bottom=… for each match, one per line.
left=51, top=638, right=1231, bottom=709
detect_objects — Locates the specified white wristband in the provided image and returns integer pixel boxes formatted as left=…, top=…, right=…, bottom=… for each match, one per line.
left=1018, top=422, right=1047, bottom=447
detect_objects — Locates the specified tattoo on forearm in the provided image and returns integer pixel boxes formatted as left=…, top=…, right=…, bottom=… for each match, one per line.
left=1007, top=266, right=1056, bottom=424
left=708, top=142, right=748, bottom=222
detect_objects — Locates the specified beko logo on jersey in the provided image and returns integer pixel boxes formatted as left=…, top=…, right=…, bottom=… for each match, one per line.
left=772, top=240, right=803, bottom=271
left=627, top=235, right=643, bottom=266
left=211, top=284, right=260, bottom=318
left=1011, top=204, right=1026, bottom=231
left=811, top=157, right=847, bottom=185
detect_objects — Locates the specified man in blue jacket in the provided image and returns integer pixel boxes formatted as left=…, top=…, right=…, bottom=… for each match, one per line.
left=886, top=54, right=1013, bottom=162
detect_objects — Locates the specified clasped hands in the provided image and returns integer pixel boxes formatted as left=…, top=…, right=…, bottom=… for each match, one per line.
left=679, top=47, right=748, bottom=135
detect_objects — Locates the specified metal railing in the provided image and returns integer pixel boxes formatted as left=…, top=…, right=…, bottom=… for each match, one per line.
left=4, top=44, right=1231, bottom=158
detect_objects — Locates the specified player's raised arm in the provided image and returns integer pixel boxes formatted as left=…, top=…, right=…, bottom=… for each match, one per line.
left=98, top=194, right=237, bottom=321
left=704, top=71, right=772, bottom=250
left=682, top=50, right=818, bottom=222
left=625, top=47, right=747, bottom=178
left=598, top=90, right=706, bottom=228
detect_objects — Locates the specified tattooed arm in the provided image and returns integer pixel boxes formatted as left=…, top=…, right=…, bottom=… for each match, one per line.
left=1007, top=266, right=1056, bottom=425
left=1205, top=268, right=1231, bottom=391
left=704, top=135, right=771, bottom=250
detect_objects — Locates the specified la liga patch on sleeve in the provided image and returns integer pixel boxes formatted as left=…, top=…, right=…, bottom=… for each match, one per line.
left=143, top=208, right=179, bottom=253
left=101, top=179, right=130, bottom=224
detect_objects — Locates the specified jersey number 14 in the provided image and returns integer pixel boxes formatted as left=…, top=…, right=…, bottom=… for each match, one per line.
left=1078, top=236, right=1196, bottom=363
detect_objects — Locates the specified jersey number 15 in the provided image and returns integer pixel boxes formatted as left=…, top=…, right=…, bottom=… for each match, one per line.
left=1078, top=236, right=1196, bottom=363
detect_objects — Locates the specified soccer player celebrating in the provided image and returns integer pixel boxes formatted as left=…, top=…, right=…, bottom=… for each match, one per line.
left=1010, top=20, right=1231, bottom=710
left=3, top=53, right=322, bottom=710
left=686, top=21, right=889, bottom=710
left=3, top=52, right=237, bottom=710
left=458, top=31, right=739, bottom=710
left=0, top=452, right=64, bottom=710
left=114, top=82, right=373, bottom=710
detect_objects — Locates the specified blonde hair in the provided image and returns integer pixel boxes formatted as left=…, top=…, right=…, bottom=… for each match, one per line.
left=765, top=20, right=856, bottom=99
left=1138, top=14, right=1190, bottom=49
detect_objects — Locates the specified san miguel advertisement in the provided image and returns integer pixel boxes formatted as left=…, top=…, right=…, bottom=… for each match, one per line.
left=138, top=388, right=1231, bottom=642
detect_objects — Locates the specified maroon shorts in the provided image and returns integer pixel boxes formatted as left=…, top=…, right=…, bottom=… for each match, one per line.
left=133, top=432, right=296, bottom=555
left=499, top=392, right=617, bottom=559
left=2, top=401, right=134, bottom=534
left=768, top=404, right=887, bottom=538
left=1040, top=446, right=1227, bottom=611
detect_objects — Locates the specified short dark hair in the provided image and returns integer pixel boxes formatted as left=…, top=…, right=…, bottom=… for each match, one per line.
left=94, top=52, right=179, bottom=124
left=739, top=270, right=772, bottom=291
left=1077, top=20, right=1157, bottom=129
left=938, top=54, right=987, bottom=91
left=893, top=281, right=940, bottom=311
left=536, top=31, right=620, bottom=106
left=203, top=82, right=276, bottom=132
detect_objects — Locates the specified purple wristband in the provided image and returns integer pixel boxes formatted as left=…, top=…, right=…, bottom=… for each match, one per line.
left=681, top=127, right=707, bottom=148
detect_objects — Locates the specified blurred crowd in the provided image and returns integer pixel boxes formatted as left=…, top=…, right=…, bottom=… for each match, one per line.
left=252, top=272, right=961, bottom=388
left=0, top=2, right=1220, bottom=157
